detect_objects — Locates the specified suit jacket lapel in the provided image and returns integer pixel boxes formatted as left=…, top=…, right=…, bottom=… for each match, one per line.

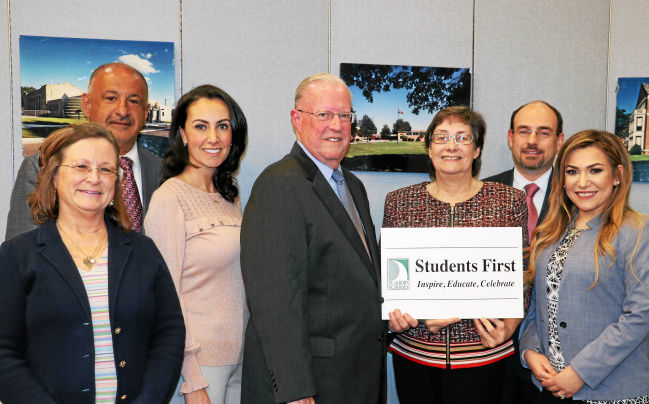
left=503, top=169, right=515, bottom=186
left=290, top=144, right=376, bottom=280
left=106, top=219, right=132, bottom=315
left=538, top=168, right=553, bottom=224
left=137, top=144, right=159, bottom=214
left=345, top=169, right=380, bottom=283
left=38, top=221, right=91, bottom=318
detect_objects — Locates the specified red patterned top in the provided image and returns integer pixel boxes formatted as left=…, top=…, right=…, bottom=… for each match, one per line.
left=383, top=181, right=529, bottom=369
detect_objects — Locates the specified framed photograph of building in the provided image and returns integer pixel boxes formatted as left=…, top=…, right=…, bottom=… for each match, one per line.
left=19, top=35, right=175, bottom=157
left=340, top=62, right=471, bottom=173
left=615, top=77, right=649, bottom=182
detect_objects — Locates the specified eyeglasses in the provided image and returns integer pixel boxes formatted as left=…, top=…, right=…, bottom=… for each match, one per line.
left=431, top=133, right=474, bottom=145
left=297, top=110, right=356, bottom=123
left=514, top=129, right=555, bottom=138
left=59, top=163, right=118, bottom=178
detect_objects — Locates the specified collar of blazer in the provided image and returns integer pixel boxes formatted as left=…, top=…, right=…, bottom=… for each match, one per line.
left=37, top=218, right=134, bottom=317
left=289, top=142, right=379, bottom=284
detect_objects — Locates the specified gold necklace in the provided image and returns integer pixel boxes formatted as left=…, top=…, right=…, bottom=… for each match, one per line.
left=56, top=222, right=107, bottom=269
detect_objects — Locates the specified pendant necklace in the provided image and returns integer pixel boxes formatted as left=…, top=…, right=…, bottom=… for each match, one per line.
left=56, top=222, right=107, bottom=269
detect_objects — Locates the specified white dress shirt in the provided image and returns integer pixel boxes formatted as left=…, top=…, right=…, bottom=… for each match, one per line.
left=121, top=143, right=144, bottom=204
left=512, top=167, right=552, bottom=215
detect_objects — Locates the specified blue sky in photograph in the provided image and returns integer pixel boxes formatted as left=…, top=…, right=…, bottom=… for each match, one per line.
left=616, top=77, right=649, bottom=113
left=20, top=35, right=175, bottom=106
left=349, top=85, right=435, bottom=132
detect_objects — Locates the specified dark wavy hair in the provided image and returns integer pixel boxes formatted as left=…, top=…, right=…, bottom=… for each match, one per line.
left=162, top=85, right=247, bottom=202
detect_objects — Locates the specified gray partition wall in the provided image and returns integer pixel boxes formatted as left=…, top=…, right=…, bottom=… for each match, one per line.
left=331, top=0, right=475, bottom=234
left=2, top=0, right=648, bottom=242
left=608, top=0, right=649, bottom=210
left=475, top=0, right=611, bottom=178
left=0, top=2, right=11, bottom=235
left=5, top=0, right=182, bottom=241
left=181, top=0, right=330, bottom=206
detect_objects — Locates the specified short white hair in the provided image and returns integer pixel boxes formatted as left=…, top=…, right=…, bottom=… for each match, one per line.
left=294, top=73, right=351, bottom=107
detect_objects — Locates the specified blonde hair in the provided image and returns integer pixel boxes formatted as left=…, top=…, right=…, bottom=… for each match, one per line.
left=527, top=130, right=645, bottom=288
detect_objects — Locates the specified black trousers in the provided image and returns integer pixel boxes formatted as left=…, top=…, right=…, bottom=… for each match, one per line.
left=498, top=349, right=545, bottom=404
left=392, top=353, right=506, bottom=404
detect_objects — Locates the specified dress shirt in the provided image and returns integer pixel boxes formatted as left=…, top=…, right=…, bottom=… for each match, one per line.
left=296, top=141, right=339, bottom=198
left=512, top=167, right=551, bottom=215
left=121, top=143, right=144, bottom=204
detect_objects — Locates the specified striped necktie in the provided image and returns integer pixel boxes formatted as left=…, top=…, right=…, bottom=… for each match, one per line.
left=332, top=169, right=370, bottom=258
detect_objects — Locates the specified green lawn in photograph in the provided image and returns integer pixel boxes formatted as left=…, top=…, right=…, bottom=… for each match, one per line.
left=22, top=116, right=88, bottom=138
left=346, top=141, right=427, bottom=157
left=22, top=116, right=88, bottom=125
left=630, top=155, right=649, bottom=162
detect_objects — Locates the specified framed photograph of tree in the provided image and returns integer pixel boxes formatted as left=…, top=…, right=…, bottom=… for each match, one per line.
left=340, top=62, right=471, bottom=173
left=615, top=77, right=649, bottom=182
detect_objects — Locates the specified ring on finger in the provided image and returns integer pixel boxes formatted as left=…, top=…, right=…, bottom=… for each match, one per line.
left=560, top=394, right=566, bottom=400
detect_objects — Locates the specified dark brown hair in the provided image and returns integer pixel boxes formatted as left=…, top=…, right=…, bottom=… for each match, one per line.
left=424, top=106, right=485, bottom=179
left=163, top=84, right=247, bottom=202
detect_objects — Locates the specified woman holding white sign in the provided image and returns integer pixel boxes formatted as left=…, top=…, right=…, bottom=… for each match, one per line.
left=521, top=130, right=649, bottom=403
left=385, top=106, right=529, bottom=404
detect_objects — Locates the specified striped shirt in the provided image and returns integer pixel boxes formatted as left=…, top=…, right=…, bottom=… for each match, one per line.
left=383, top=181, right=530, bottom=368
left=78, top=247, right=117, bottom=403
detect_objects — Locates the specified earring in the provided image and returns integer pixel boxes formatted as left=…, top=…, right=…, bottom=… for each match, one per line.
left=614, top=181, right=620, bottom=186
left=109, top=200, right=115, bottom=207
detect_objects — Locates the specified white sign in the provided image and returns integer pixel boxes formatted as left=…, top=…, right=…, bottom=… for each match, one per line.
left=381, top=227, right=524, bottom=320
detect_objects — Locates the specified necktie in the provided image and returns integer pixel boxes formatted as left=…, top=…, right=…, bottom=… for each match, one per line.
left=119, top=156, right=144, bottom=232
left=524, top=183, right=540, bottom=240
left=331, top=169, right=370, bottom=257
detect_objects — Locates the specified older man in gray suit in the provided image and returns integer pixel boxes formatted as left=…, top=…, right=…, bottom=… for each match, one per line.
left=6, top=62, right=161, bottom=239
left=240, top=73, right=386, bottom=404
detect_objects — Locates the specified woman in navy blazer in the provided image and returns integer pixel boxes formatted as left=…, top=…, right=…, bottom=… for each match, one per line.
left=0, top=123, right=185, bottom=403
left=521, top=130, right=649, bottom=402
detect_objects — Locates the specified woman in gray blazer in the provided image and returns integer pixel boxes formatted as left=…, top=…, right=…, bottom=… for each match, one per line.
left=521, top=130, right=649, bottom=403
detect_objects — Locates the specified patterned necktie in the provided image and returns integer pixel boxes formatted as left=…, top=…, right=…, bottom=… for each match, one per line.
left=332, top=169, right=370, bottom=258
left=119, top=156, right=144, bottom=232
left=524, top=183, right=540, bottom=240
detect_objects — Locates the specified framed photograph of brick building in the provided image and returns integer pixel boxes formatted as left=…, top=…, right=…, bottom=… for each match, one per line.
left=19, top=35, right=175, bottom=157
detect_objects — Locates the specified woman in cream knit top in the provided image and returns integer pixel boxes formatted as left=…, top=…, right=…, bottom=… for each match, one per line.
left=144, top=85, right=248, bottom=404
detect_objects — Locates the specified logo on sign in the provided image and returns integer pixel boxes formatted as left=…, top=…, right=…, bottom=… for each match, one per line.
left=387, top=258, right=410, bottom=290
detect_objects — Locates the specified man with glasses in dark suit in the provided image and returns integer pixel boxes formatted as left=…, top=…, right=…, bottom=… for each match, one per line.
left=240, top=73, right=386, bottom=404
